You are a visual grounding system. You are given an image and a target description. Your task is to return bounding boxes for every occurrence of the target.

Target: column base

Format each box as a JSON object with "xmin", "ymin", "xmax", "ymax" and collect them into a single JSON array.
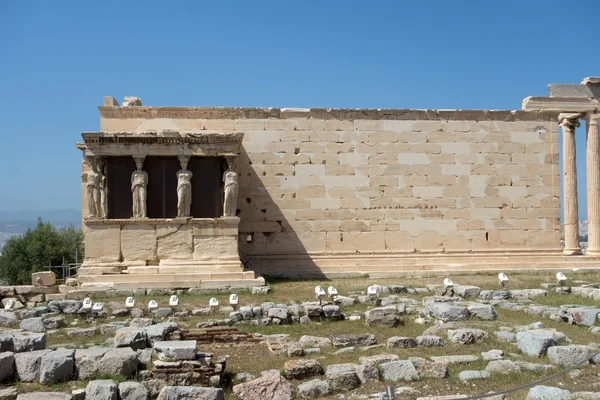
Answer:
[
  {"xmin": 563, "ymin": 248, "xmax": 583, "ymax": 256},
  {"xmin": 585, "ymin": 249, "xmax": 600, "ymax": 256}
]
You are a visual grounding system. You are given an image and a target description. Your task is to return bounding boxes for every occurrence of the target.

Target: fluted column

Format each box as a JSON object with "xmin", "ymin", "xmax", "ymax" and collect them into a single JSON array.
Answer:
[
  {"xmin": 559, "ymin": 114, "xmax": 581, "ymax": 255},
  {"xmin": 586, "ymin": 114, "xmax": 600, "ymax": 255}
]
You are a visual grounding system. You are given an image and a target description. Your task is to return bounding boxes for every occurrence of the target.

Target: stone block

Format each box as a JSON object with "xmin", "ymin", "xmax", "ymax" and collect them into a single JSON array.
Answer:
[
  {"xmin": 0, "ymin": 352, "xmax": 14, "ymax": 383},
  {"xmin": 15, "ymin": 349, "xmax": 51, "ymax": 382},
  {"xmin": 153, "ymin": 340, "xmax": 197, "ymax": 361},
  {"xmin": 193, "ymin": 235, "xmax": 238, "ymax": 260},
  {"xmin": 379, "ymin": 360, "xmax": 419, "ymax": 382},
  {"xmin": 39, "ymin": 349, "xmax": 75, "ymax": 385},
  {"xmin": 75, "ymin": 347, "xmax": 110, "ymax": 380},
  {"xmin": 156, "ymin": 224, "xmax": 192, "ymax": 260},
  {"xmin": 121, "ymin": 225, "xmax": 157, "ymax": 262},
  {"xmin": 84, "ymin": 225, "xmax": 121, "ymax": 262},
  {"xmin": 32, "ymin": 272, "xmax": 56, "ymax": 287},
  {"xmin": 98, "ymin": 347, "xmax": 138, "ymax": 377},
  {"xmin": 85, "ymin": 379, "xmax": 118, "ymax": 400}
]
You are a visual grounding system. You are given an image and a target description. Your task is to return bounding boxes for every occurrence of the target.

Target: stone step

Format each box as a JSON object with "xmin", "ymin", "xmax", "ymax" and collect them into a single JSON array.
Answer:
[
  {"xmin": 79, "ymin": 276, "xmax": 266, "ymax": 290},
  {"xmin": 78, "ymin": 270, "xmax": 257, "ymax": 283},
  {"xmin": 127, "ymin": 265, "xmax": 245, "ymax": 274},
  {"xmin": 248, "ymin": 254, "xmax": 600, "ymax": 268},
  {"xmin": 248, "ymin": 254, "xmax": 600, "ymax": 278}
]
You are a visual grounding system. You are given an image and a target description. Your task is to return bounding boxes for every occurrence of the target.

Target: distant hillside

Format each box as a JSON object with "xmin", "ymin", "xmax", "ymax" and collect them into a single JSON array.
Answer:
[
  {"xmin": 0, "ymin": 209, "xmax": 81, "ymax": 234},
  {"xmin": 0, "ymin": 209, "xmax": 81, "ymax": 251}
]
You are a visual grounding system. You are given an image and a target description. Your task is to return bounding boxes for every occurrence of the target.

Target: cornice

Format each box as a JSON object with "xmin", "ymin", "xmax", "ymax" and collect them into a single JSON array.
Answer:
[
  {"xmin": 80, "ymin": 131, "xmax": 244, "ymax": 145},
  {"xmin": 98, "ymin": 106, "xmax": 559, "ymax": 122}
]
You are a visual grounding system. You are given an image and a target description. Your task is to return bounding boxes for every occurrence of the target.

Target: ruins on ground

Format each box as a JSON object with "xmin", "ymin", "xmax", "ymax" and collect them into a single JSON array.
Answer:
[{"xmin": 75, "ymin": 78, "xmax": 600, "ymax": 290}]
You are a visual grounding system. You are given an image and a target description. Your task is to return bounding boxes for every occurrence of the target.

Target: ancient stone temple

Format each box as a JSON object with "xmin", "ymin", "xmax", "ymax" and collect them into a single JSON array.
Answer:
[{"xmin": 76, "ymin": 78, "xmax": 600, "ymax": 290}]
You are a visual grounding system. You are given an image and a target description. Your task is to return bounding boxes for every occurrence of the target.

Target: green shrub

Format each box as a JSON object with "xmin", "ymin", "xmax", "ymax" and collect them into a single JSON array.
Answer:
[{"xmin": 0, "ymin": 218, "xmax": 83, "ymax": 285}]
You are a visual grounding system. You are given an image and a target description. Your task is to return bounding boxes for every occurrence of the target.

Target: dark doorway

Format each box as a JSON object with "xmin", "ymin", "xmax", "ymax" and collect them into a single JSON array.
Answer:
[
  {"xmin": 189, "ymin": 157, "xmax": 223, "ymax": 218},
  {"xmin": 106, "ymin": 156, "xmax": 136, "ymax": 219},
  {"xmin": 145, "ymin": 156, "xmax": 180, "ymax": 218}
]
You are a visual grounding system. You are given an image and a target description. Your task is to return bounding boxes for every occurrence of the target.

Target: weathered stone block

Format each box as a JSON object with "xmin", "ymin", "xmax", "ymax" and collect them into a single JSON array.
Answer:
[
  {"xmin": 156, "ymin": 225, "xmax": 192, "ymax": 260},
  {"xmin": 32, "ymin": 272, "xmax": 56, "ymax": 287},
  {"xmin": 121, "ymin": 225, "xmax": 157, "ymax": 262},
  {"xmin": 84, "ymin": 225, "xmax": 121, "ymax": 262}
]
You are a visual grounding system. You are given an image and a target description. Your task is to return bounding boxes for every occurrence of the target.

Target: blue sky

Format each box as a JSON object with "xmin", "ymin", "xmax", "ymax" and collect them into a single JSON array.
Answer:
[{"xmin": 0, "ymin": 0, "xmax": 597, "ymax": 219}]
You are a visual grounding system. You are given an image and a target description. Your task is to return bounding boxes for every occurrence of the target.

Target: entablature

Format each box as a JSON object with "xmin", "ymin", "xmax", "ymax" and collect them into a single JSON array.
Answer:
[{"xmin": 77, "ymin": 131, "xmax": 243, "ymax": 157}]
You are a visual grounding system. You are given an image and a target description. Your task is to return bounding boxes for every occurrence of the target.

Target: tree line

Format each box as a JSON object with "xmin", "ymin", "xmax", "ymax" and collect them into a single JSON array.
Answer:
[{"xmin": 0, "ymin": 218, "xmax": 83, "ymax": 285}]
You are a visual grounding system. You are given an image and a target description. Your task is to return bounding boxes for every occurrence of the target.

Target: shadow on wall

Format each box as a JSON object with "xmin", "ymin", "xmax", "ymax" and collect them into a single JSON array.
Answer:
[{"xmin": 236, "ymin": 148, "xmax": 326, "ymax": 280}]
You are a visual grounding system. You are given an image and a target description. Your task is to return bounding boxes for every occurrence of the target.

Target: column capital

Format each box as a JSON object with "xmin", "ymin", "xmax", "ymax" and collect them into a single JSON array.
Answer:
[
  {"xmin": 587, "ymin": 113, "xmax": 600, "ymax": 125},
  {"xmin": 559, "ymin": 113, "xmax": 582, "ymax": 131}
]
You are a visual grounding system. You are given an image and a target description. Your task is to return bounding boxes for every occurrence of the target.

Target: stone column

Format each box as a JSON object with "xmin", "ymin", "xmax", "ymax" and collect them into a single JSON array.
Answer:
[
  {"xmin": 559, "ymin": 114, "xmax": 581, "ymax": 255},
  {"xmin": 587, "ymin": 114, "xmax": 600, "ymax": 255}
]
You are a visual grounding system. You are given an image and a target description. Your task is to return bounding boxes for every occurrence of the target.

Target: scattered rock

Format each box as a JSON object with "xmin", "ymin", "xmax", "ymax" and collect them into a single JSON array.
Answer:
[
  {"xmin": 86, "ymin": 379, "xmax": 118, "ymax": 400},
  {"xmin": 481, "ymin": 350, "xmax": 504, "ymax": 361},
  {"xmin": 430, "ymin": 355, "xmax": 479, "ymax": 364},
  {"xmin": 365, "ymin": 306, "xmax": 401, "ymax": 327},
  {"xmin": 322, "ymin": 305, "xmax": 341, "ymax": 319},
  {"xmin": 47, "ymin": 300, "xmax": 82, "ymax": 314},
  {"xmin": 566, "ymin": 308, "xmax": 600, "ymax": 327},
  {"xmin": 74, "ymin": 347, "xmax": 110, "ymax": 380},
  {"xmin": 115, "ymin": 328, "xmax": 148, "ymax": 350},
  {"xmin": 454, "ymin": 285, "xmax": 481, "ymax": 298},
  {"xmin": 427, "ymin": 303, "xmax": 469, "ymax": 322},
  {"xmin": 355, "ymin": 363, "xmax": 379, "ymax": 384},
  {"xmin": 39, "ymin": 349, "xmax": 75, "ymax": 385},
  {"xmin": 66, "ymin": 328, "xmax": 96, "ymax": 337},
  {"xmin": 284, "ymin": 359, "xmax": 323, "ymax": 379},
  {"xmin": 387, "ymin": 336, "xmax": 417, "ymax": 348},
  {"xmin": 286, "ymin": 342, "xmax": 304, "ymax": 357},
  {"xmin": 485, "ymin": 360, "xmax": 521, "ymax": 374},
  {"xmin": 233, "ymin": 373, "xmax": 294, "ymax": 400},
  {"xmin": 157, "ymin": 386, "xmax": 224, "ymax": 400},
  {"xmin": 414, "ymin": 361, "xmax": 448, "ymax": 378},
  {"xmin": 359, "ymin": 354, "xmax": 400, "ymax": 367},
  {"xmin": 379, "ymin": 360, "xmax": 419, "ymax": 382},
  {"xmin": 153, "ymin": 340, "xmax": 197, "ymax": 361},
  {"xmin": 14, "ymin": 349, "xmax": 51, "ymax": 382},
  {"xmin": 0, "ymin": 352, "xmax": 14, "ymax": 382},
  {"xmin": 459, "ymin": 370, "xmax": 489, "ymax": 381},
  {"xmin": 511, "ymin": 289, "xmax": 548, "ymax": 301},
  {"xmin": 331, "ymin": 334, "xmax": 376, "ymax": 347},
  {"xmin": 447, "ymin": 329, "xmax": 488, "ymax": 345},
  {"xmin": 466, "ymin": 303, "xmax": 497, "ymax": 320},
  {"xmin": 15, "ymin": 393, "xmax": 72, "ymax": 400},
  {"xmin": 516, "ymin": 329, "xmax": 570, "ymax": 357},
  {"xmin": 547, "ymin": 345, "xmax": 590, "ymax": 368},
  {"xmin": 495, "ymin": 331, "xmax": 516, "ymax": 343},
  {"xmin": 98, "ymin": 347, "xmax": 138, "ymax": 377},
  {"xmin": 299, "ymin": 336, "xmax": 331, "ymax": 348},
  {"xmin": 0, "ymin": 387, "xmax": 18, "ymax": 400},
  {"xmin": 118, "ymin": 381, "xmax": 148, "ymax": 400},
  {"xmin": 20, "ymin": 317, "xmax": 45, "ymax": 332},
  {"xmin": 333, "ymin": 296, "xmax": 356, "ymax": 307},
  {"xmin": 416, "ymin": 335, "xmax": 446, "ymax": 347},
  {"xmin": 234, "ymin": 372, "xmax": 255, "ymax": 384},
  {"xmin": 526, "ymin": 385, "xmax": 571, "ymax": 400},
  {"xmin": 327, "ymin": 370, "xmax": 361, "ymax": 392},
  {"xmin": 0, "ymin": 311, "xmax": 19, "ymax": 327},
  {"xmin": 298, "ymin": 379, "xmax": 331, "ymax": 399}
]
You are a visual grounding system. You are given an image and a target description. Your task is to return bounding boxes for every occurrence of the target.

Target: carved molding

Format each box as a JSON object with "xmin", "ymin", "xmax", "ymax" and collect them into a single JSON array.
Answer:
[
  {"xmin": 98, "ymin": 105, "xmax": 559, "ymax": 122},
  {"xmin": 78, "ymin": 132, "xmax": 243, "ymax": 157},
  {"xmin": 84, "ymin": 217, "xmax": 240, "ymax": 226},
  {"xmin": 81, "ymin": 131, "xmax": 244, "ymax": 145}
]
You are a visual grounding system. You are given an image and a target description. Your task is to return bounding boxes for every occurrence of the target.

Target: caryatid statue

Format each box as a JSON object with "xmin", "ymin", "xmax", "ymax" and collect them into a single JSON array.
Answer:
[
  {"xmin": 177, "ymin": 156, "xmax": 193, "ymax": 218},
  {"xmin": 97, "ymin": 157, "xmax": 107, "ymax": 218},
  {"xmin": 85, "ymin": 158, "xmax": 101, "ymax": 219},
  {"xmin": 223, "ymin": 156, "xmax": 239, "ymax": 217},
  {"xmin": 131, "ymin": 157, "xmax": 148, "ymax": 218}
]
